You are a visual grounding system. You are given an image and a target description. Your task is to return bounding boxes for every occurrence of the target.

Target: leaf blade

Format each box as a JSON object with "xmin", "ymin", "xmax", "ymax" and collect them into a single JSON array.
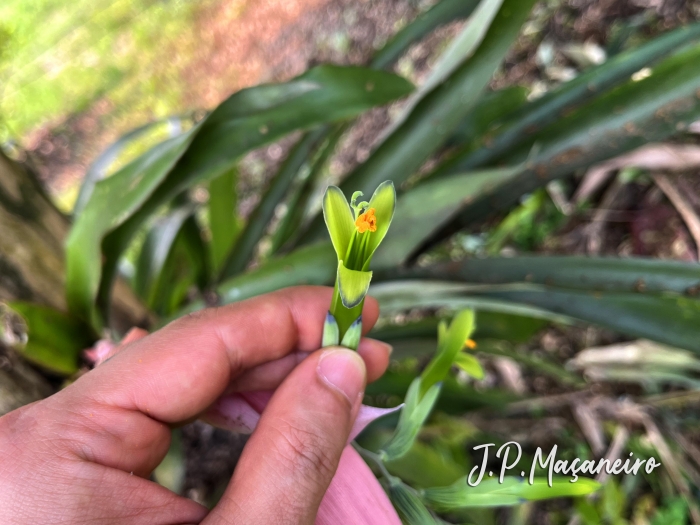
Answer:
[
  {"xmin": 338, "ymin": 0, "xmax": 537, "ymax": 198},
  {"xmin": 423, "ymin": 42, "xmax": 700, "ymax": 248},
  {"xmin": 208, "ymin": 167, "xmax": 240, "ymax": 275},
  {"xmin": 8, "ymin": 302, "xmax": 92, "ymax": 375},
  {"xmin": 66, "ymin": 65, "xmax": 413, "ymax": 329}
]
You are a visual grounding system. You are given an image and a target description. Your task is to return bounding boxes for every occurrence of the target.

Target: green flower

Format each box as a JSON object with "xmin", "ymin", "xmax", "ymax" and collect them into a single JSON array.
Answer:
[{"xmin": 322, "ymin": 181, "xmax": 396, "ymax": 346}]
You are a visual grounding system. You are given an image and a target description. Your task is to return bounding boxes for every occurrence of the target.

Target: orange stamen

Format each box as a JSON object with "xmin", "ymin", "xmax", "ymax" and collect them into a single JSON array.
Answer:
[
  {"xmin": 355, "ymin": 208, "xmax": 377, "ymax": 233},
  {"xmin": 465, "ymin": 339, "xmax": 477, "ymax": 350}
]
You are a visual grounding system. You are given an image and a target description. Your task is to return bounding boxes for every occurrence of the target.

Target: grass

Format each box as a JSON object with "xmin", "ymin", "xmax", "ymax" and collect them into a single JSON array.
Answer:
[{"xmin": 0, "ymin": 0, "xmax": 215, "ymax": 143}]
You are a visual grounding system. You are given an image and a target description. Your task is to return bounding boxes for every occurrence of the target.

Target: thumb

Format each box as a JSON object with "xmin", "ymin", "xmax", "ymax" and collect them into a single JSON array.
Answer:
[{"xmin": 205, "ymin": 347, "xmax": 366, "ymax": 524}]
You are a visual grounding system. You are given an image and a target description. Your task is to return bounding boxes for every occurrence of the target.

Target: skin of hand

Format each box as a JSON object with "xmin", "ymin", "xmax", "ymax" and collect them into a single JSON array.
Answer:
[{"xmin": 0, "ymin": 286, "xmax": 392, "ymax": 524}]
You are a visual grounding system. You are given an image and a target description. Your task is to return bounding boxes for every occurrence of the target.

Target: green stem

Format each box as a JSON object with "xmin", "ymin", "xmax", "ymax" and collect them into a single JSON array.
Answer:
[
  {"xmin": 330, "ymin": 282, "xmax": 363, "ymax": 345},
  {"xmin": 352, "ymin": 442, "xmax": 395, "ymax": 482}
]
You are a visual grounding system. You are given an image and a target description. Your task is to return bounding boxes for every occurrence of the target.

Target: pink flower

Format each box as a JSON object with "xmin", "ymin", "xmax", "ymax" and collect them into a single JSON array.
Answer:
[
  {"xmin": 204, "ymin": 391, "xmax": 402, "ymax": 525},
  {"xmin": 83, "ymin": 339, "xmax": 117, "ymax": 366}
]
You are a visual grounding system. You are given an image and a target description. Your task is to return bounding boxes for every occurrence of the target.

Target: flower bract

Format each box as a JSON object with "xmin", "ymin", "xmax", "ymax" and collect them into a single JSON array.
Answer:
[{"xmin": 323, "ymin": 181, "xmax": 396, "ymax": 309}]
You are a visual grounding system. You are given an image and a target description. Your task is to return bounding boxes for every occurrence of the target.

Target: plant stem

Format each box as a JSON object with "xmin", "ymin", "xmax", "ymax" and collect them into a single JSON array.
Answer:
[
  {"xmin": 330, "ymin": 282, "xmax": 363, "ymax": 344},
  {"xmin": 352, "ymin": 442, "xmax": 394, "ymax": 481}
]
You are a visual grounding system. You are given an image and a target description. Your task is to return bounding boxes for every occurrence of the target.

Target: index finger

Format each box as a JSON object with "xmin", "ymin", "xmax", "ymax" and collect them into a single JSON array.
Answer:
[{"xmin": 70, "ymin": 286, "xmax": 379, "ymax": 424}]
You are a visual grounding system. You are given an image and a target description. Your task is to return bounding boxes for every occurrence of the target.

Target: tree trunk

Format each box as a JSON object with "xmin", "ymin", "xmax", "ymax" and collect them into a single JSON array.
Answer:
[{"xmin": 0, "ymin": 151, "xmax": 149, "ymax": 415}]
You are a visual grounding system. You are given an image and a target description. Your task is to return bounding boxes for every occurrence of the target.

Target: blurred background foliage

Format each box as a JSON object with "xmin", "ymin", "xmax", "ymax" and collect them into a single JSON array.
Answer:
[
  {"xmin": 0, "ymin": 0, "xmax": 208, "ymax": 142},
  {"xmin": 3, "ymin": 0, "xmax": 700, "ymax": 523}
]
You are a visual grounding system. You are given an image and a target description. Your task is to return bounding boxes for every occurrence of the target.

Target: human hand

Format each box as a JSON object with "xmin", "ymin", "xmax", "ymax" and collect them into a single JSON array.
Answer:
[{"xmin": 0, "ymin": 286, "xmax": 392, "ymax": 524}]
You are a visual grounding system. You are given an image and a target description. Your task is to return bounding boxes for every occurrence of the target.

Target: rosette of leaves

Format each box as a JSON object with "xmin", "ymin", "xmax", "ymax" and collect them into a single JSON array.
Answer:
[{"xmin": 15, "ymin": 0, "xmax": 700, "ymax": 519}]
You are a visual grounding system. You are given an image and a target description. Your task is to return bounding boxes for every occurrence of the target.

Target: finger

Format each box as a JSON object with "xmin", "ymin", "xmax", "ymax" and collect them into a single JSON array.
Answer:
[
  {"xmin": 206, "ymin": 347, "xmax": 366, "ymax": 524},
  {"xmin": 357, "ymin": 337, "xmax": 392, "ymax": 383},
  {"xmin": 52, "ymin": 463, "xmax": 207, "ymax": 524},
  {"xmin": 49, "ymin": 288, "xmax": 378, "ymax": 476},
  {"xmin": 229, "ymin": 337, "xmax": 391, "ymax": 392},
  {"xmin": 121, "ymin": 327, "xmax": 149, "ymax": 345},
  {"xmin": 99, "ymin": 327, "xmax": 149, "ymax": 364},
  {"xmin": 227, "ymin": 351, "xmax": 308, "ymax": 392},
  {"xmin": 70, "ymin": 286, "xmax": 378, "ymax": 424}
]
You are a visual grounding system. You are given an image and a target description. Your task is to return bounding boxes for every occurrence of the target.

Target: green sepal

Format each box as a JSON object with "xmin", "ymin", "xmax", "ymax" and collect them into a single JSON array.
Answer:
[
  {"xmin": 322, "ymin": 312, "xmax": 340, "ymax": 347},
  {"xmin": 422, "ymin": 476, "xmax": 601, "ymax": 510},
  {"xmin": 454, "ymin": 352, "xmax": 484, "ymax": 380},
  {"xmin": 337, "ymin": 260, "xmax": 373, "ymax": 308},
  {"xmin": 388, "ymin": 480, "xmax": 440, "ymax": 524},
  {"xmin": 364, "ymin": 180, "xmax": 396, "ymax": 266},
  {"xmin": 381, "ymin": 378, "xmax": 442, "ymax": 461},
  {"xmin": 322, "ymin": 186, "xmax": 355, "ymax": 261},
  {"xmin": 420, "ymin": 309, "xmax": 475, "ymax": 396},
  {"xmin": 436, "ymin": 319, "xmax": 448, "ymax": 347},
  {"xmin": 339, "ymin": 315, "xmax": 362, "ymax": 350}
]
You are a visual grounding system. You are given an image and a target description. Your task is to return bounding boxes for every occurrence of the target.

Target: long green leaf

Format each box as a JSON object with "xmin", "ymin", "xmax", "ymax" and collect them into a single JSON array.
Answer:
[
  {"xmin": 476, "ymin": 287, "xmax": 700, "ymax": 353},
  {"xmin": 433, "ymin": 22, "xmax": 700, "ymax": 177},
  {"xmin": 424, "ymin": 0, "xmax": 504, "ymax": 94},
  {"xmin": 136, "ymin": 210, "xmax": 208, "ymax": 315},
  {"xmin": 370, "ymin": 311, "xmax": 546, "ymax": 345},
  {"xmin": 206, "ymin": 248, "xmax": 573, "ymax": 325},
  {"xmin": 409, "ymin": 256, "xmax": 700, "ymax": 294},
  {"xmin": 7, "ymin": 302, "xmax": 92, "ymax": 375},
  {"xmin": 168, "ymin": 216, "xmax": 209, "ymax": 312},
  {"xmin": 74, "ymin": 115, "xmax": 190, "ymax": 217},
  {"xmin": 208, "ymin": 167, "xmax": 240, "ymax": 275},
  {"xmin": 373, "ymin": 166, "xmax": 521, "ymax": 267},
  {"xmin": 446, "ymin": 86, "xmax": 528, "ymax": 148},
  {"xmin": 382, "ymin": 379, "xmax": 442, "ymax": 461},
  {"xmin": 370, "ymin": 0, "xmax": 479, "ymax": 70},
  {"xmin": 69, "ymin": 130, "xmax": 198, "ymax": 330},
  {"xmin": 387, "ymin": 0, "xmax": 504, "ymax": 131},
  {"xmin": 66, "ymin": 65, "xmax": 413, "ymax": 329},
  {"xmin": 298, "ymin": 0, "xmax": 536, "ymax": 245},
  {"xmin": 370, "ymin": 280, "xmax": 574, "ymax": 324},
  {"xmin": 423, "ymin": 43, "xmax": 700, "ymax": 247},
  {"xmin": 134, "ymin": 206, "xmax": 194, "ymax": 302},
  {"xmin": 219, "ymin": 127, "xmax": 331, "ymax": 280},
  {"xmin": 337, "ymin": 0, "xmax": 536, "ymax": 198},
  {"xmin": 271, "ymin": 123, "xmax": 349, "ymax": 254},
  {"xmin": 373, "ymin": 277, "xmax": 700, "ymax": 353},
  {"xmin": 217, "ymin": 242, "xmax": 337, "ymax": 306},
  {"xmin": 373, "ymin": 254, "xmax": 700, "ymax": 350},
  {"xmin": 422, "ymin": 477, "xmax": 600, "ymax": 509}
]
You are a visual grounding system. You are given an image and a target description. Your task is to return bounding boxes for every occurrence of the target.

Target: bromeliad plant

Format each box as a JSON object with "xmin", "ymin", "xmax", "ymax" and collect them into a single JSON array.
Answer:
[
  {"xmin": 52, "ymin": 0, "xmax": 700, "ymax": 356},
  {"xmin": 352, "ymin": 310, "xmax": 600, "ymax": 519},
  {"xmin": 322, "ymin": 181, "xmax": 396, "ymax": 350},
  {"xmin": 9, "ymin": 0, "xmax": 700, "ymax": 521}
]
